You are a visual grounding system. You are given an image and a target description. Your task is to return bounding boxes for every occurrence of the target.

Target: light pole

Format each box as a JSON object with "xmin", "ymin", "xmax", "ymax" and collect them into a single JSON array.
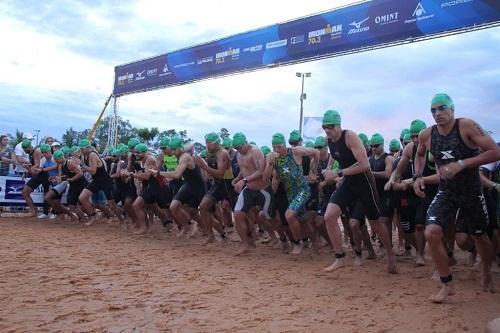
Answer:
[
  {"xmin": 34, "ymin": 129, "xmax": 40, "ymax": 146},
  {"xmin": 296, "ymin": 72, "xmax": 311, "ymax": 137}
]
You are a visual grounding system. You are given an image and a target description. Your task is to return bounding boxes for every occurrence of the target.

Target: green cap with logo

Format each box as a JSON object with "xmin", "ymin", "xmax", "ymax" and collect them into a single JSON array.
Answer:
[
  {"xmin": 168, "ymin": 136, "xmax": 183, "ymax": 149},
  {"xmin": 314, "ymin": 136, "xmax": 326, "ymax": 148},
  {"xmin": 389, "ymin": 139, "xmax": 401, "ymax": 151},
  {"xmin": 272, "ymin": 133, "xmax": 286, "ymax": 145},
  {"xmin": 21, "ymin": 139, "xmax": 32, "ymax": 149},
  {"xmin": 410, "ymin": 119, "xmax": 427, "ymax": 135},
  {"xmin": 40, "ymin": 143, "xmax": 51, "ymax": 153},
  {"xmin": 135, "ymin": 143, "xmax": 148, "ymax": 153},
  {"xmin": 119, "ymin": 145, "xmax": 129, "ymax": 154},
  {"xmin": 53, "ymin": 150, "xmax": 64, "ymax": 160},
  {"xmin": 79, "ymin": 139, "xmax": 91, "ymax": 148},
  {"xmin": 403, "ymin": 133, "xmax": 411, "ymax": 144},
  {"xmin": 322, "ymin": 109, "xmax": 341, "ymax": 126},
  {"xmin": 289, "ymin": 130, "xmax": 302, "ymax": 143},
  {"xmin": 431, "ymin": 93, "xmax": 454, "ymax": 110},
  {"xmin": 128, "ymin": 138, "xmax": 140, "ymax": 149},
  {"xmin": 261, "ymin": 145, "xmax": 271, "ymax": 156},
  {"xmin": 358, "ymin": 133, "xmax": 369, "ymax": 145},
  {"xmin": 304, "ymin": 140, "xmax": 314, "ymax": 148},
  {"xmin": 222, "ymin": 138, "xmax": 232, "ymax": 148},
  {"xmin": 400, "ymin": 128, "xmax": 410, "ymax": 139},
  {"xmin": 205, "ymin": 132, "xmax": 220, "ymax": 144},
  {"xmin": 232, "ymin": 132, "xmax": 247, "ymax": 147},
  {"xmin": 370, "ymin": 133, "xmax": 384, "ymax": 145},
  {"xmin": 159, "ymin": 137, "xmax": 170, "ymax": 148}
]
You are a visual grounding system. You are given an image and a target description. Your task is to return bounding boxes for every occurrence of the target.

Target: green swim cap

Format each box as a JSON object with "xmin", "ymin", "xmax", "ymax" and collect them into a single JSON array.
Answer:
[
  {"xmin": 400, "ymin": 128, "xmax": 410, "ymax": 139},
  {"xmin": 128, "ymin": 138, "xmax": 140, "ymax": 149},
  {"xmin": 261, "ymin": 145, "xmax": 271, "ymax": 156},
  {"xmin": 159, "ymin": 137, "xmax": 170, "ymax": 148},
  {"xmin": 118, "ymin": 143, "xmax": 127, "ymax": 150},
  {"xmin": 403, "ymin": 133, "xmax": 411, "ymax": 144},
  {"xmin": 370, "ymin": 133, "xmax": 384, "ymax": 145},
  {"xmin": 21, "ymin": 139, "xmax": 32, "ymax": 149},
  {"xmin": 389, "ymin": 139, "xmax": 401, "ymax": 151},
  {"xmin": 205, "ymin": 132, "xmax": 220, "ymax": 144},
  {"xmin": 249, "ymin": 141, "xmax": 257, "ymax": 145},
  {"xmin": 168, "ymin": 137, "xmax": 183, "ymax": 149},
  {"xmin": 272, "ymin": 133, "xmax": 286, "ymax": 145},
  {"xmin": 62, "ymin": 146, "xmax": 71, "ymax": 156},
  {"xmin": 135, "ymin": 143, "xmax": 148, "ymax": 153},
  {"xmin": 304, "ymin": 140, "xmax": 314, "ymax": 148},
  {"xmin": 222, "ymin": 138, "xmax": 232, "ymax": 148},
  {"xmin": 431, "ymin": 93, "xmax": 454, "ymax": 110},
  {"xmin": 111, "ymin": 148, "xmax": 121, "ymax": 156},
  {"xmin": 53, "ymin": 150, "xmax": 64, "ymax": 160},
  {"xmin": 289, "ymin": 130, "xmax": 302, "ymax": 143},
  {"xmin": 119, "ymin": 145, "xmax": 129, "ymax": 154},
  {"xmin": 70, "ymin": 146, "xmax": 79, "ymax": 154},
  {"xmin": 200, "ymin": 149, "xmax": 207, "ymax": 158},
  {"xmin": 358, "ymin": 133, "xmax": 368, "ymax": 145},
  {"xmin": 232, "ymin": 132, "xmax": 247, "ymax": 147},
  {"xmin": 322, "ymin": 109, "xmax": 341, "ymax": 125},
  {"xmin": 79, "ymin": 139, "xmax": 91, "ymax": 148},
  {"xmin": 410, "ymin": 119, "xmax": 427, "ymax": 135},
  {"xmin": 314, "ymin": 136, "xmax": 326, "ymax": 148},
  {"xmin": 40, "ymin": 143, "xmax": 51, "ymax": 153},
  {"xmin": 107, "ymin": 146, "xmax": 115, "ymax": 153}
]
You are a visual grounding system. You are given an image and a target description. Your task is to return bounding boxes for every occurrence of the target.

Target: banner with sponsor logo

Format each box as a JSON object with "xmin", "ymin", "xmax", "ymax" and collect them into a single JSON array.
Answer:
[
  {"xmin": 113, "ymin": 0, "xmax": 500, "ymax": 96},
  {"xmin": 0, "ymin": 176, "xmax": 67, "ymax": 207}
]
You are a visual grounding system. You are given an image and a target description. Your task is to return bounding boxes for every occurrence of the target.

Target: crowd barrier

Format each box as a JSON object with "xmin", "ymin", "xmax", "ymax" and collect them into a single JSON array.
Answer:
[{"xmin": 0, "ymin": 175, "xmax": 67, "ymax": 208}]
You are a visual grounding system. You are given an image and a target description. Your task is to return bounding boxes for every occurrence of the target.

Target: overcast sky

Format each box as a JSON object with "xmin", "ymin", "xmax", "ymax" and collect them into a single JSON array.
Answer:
[{"xmin": 0, "ymin": 0, "xmax": 499, "ymax": 148}]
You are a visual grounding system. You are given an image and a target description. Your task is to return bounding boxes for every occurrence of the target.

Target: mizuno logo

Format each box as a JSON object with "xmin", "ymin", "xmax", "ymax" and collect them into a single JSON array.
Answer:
[
  {"xmin": 440, "ymin": 151, "xmax": 455, "ymax": 159},
  {"xmin": 349, "ymin": 17, "xmax": 370, "ymax": 29},
  {"xmin": 428, "ymin": 216, "xmax": 436, "ymax": 221}
]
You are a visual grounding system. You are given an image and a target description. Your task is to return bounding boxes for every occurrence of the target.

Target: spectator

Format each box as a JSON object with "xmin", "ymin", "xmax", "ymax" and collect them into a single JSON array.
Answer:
[
  {"xmin": 14, "ymin": 132, "xmax": 34, "ymax": 175},
  {"xmin": 0, "ymin": 135, "xmax": 15, "ymax": 176}
]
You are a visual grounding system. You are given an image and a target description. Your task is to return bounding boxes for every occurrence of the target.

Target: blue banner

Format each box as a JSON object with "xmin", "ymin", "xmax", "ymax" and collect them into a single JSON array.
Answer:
[{"xmin": 113, "ymin": 0, "xmax": 500, "ymax": 96}]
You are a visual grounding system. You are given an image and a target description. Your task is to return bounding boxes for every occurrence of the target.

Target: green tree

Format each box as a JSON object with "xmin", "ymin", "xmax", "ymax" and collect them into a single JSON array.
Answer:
[
  {"xmin": 136, "ymin": 127, "xmax": 159, "ymax": 145},
  {"xmin": 219, "ymin": 128, "xmax": 230, "ymax": 140},
  {"xmin": 61, "ymin": 127, "xmax": 79, "ymax": 147}
]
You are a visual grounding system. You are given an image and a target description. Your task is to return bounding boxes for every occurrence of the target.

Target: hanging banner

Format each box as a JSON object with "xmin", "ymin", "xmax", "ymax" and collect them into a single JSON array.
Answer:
[
  {"xmin": 0, "ymin": 176, "xmax": 67, "ymax": 207},
  {"xmin": 303, "ymin": 117, "xmax": 324, "ymax": 141},
  {"xmin": 113, "ymin": 0, "xmax": 500, "ymax": 96}
]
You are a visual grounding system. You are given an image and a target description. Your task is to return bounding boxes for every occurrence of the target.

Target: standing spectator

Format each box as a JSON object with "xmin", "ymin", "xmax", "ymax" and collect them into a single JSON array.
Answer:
[
  {"xmin": 14, "ymin": 132, "xmax": 34, "ymax": 175},
  {"xmin": 0, "ymin": 135, "xmax": 15, "ymax": 176}
]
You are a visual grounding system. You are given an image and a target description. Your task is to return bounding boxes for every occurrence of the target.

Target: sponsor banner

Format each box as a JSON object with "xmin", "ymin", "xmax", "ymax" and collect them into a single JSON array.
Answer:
[
  {"xmin": 303, "ymin": 117, "xmax": 324, "ymax": 141},
  {"xmin": 114, "ymin": 0, "xmax": 500, "ymax": 96},
  {"xmin": 0, "ymin": 176, "xmax": 67, "ymax": 207}
]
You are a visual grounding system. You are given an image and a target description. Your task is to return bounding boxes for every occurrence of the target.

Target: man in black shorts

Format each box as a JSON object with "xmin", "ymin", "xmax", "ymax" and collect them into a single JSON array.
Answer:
[
  {"xmin": 414, "ymin": 93, "xmax": 500, "ymax": 303},
  {"xmin": 194, "ymin": 132, "xmax": 232, "ymax": 244},
  {"xmin": 321, "ymin": 110, "xmax": 397, "ymax": 273}
]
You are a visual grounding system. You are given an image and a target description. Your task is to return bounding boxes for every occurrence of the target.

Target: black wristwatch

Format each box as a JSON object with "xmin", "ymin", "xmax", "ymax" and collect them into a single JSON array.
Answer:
[{"xmin": 243, "ymin": 177, "xmax": 248, "ymax": 184}]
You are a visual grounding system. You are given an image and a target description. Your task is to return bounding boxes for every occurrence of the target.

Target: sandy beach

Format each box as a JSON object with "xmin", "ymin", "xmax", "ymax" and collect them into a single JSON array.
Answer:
[{"xmin": 0, "ymin": 217, "xmax": 499, "ymax": 333}]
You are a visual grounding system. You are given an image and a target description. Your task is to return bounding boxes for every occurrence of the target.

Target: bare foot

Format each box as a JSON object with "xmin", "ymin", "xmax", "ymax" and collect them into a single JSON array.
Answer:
[
  {"xmin": 27, "ymin": 209, "xmax": 37, "ymax": 217},
  {"xmin": 134, "ymin": 227, "xmax": 147, "ymax": 235},
  {"xmin": 387, "ymin": 254, "xmax": 398, "ymax": 274},
  {"xmin": 416, "ymin": 255, "xmax": 426, "ymax": 267},
  {"xmin": 202, "ymin": 236, "xmax": 215, "ymax": 245},
  {"xmin": 354, "ymin": 256, "xmax": 363, "ymax": 266},
  {"xmin": 429, "ymin": 283, "xmax": 454, "ymax": 303},
  {"xmin": 176, "ymin": 228, "xmax": 186, "ymax": 238},
  {"xmin": 323, "ymin": 258, "xmax": 345, "ymax": 272},
  {"xmin": 188, "ymin": 223, "xmax": 198, "ymax": 238},
  {"xmin": 467, "ymin": 251, "xmax": 477, "ymax": 267},
  {"xmin": 290, "ymin": 244, "xmax": 302, "ymax": 255},
  {"xmin": 235, "ymin": 245, "xmax": 251, "ymax": 256},
  {"xmin": 281, "ymin": 241, "xmax": 290, "ymax": 254},
  {"xmin": 481, "ymin": 273, "xmax": 496, "ymax": 293}
]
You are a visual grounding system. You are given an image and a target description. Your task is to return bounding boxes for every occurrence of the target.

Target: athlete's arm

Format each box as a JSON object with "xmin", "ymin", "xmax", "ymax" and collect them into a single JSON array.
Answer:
[
  {"xmin": 373, "ymin": 155, "xmax": 394, "ymax": 180},
  {"xmin": 262, "ymin": 153, "xmax": 275, "ymax": 182},
  {"xmin": 386, "ymin": 141, "xmax": 414, "ymax": 191},
  {"xmin": 344, "ymin": 130, "xmax": 369, "ymax": 176},
  {"xmin": 84, "ymin": 153, "xmax": 99, "ymax": 175},
  {"xmin": 413, "ymin": 129, "xmax": 431, "ymax": 197},
  {"xmin": 67, "ymin": 160, "xmax": 83, "ymax": 182},
  {"xmin": 462, "ymin": 119, "xmax": 500, "ymax": 169},
  {"xmin": 292, "ymin": 146, "xmax": 320, "ymax": 174},
  {"xmin": 201, "ymin": 150, "xmax": 229, "ymax": 179}
]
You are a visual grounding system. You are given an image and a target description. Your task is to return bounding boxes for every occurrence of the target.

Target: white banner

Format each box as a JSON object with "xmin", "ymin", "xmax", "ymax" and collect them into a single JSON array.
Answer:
[
  {"xmin": 0, "ymin": 176, "xmax": 67, "ymax": 207},
  {"xmin": 303, "ymin": 117, "xmax": 324, "ymax": 141}
]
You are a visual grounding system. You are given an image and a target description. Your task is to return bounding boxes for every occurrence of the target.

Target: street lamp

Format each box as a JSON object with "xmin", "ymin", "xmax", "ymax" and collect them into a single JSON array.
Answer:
[
  {"xmin": 34, "ymin": 129, "xmax": 40, "ymax": 146},
  {"xmin": 296, "ymin": 72, "xmax": 312, "ymax": 137}
]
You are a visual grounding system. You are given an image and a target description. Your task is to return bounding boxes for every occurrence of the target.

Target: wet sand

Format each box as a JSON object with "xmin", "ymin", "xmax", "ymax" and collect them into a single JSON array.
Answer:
[{"xmin": 0, "ymin": 217, "xmax": 499, "ymax": 333}]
